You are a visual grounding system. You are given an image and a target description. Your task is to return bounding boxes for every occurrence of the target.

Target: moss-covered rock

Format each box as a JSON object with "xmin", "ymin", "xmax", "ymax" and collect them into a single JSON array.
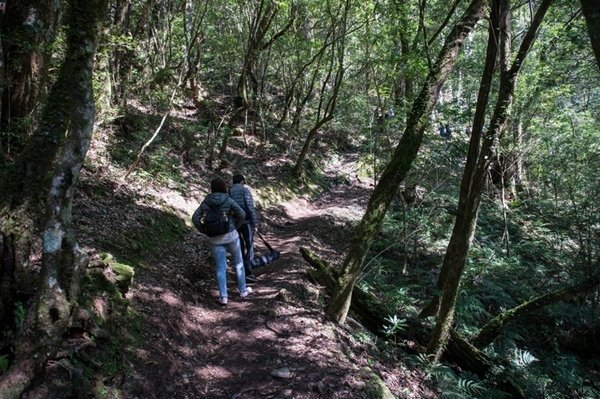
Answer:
[
  {"xmin": 98, "ymin": 252, "xmax": 134, "ymax": 296},
  {"xmin": 366, "ymin": 372, "xmax": 395, "ymax": 399}
]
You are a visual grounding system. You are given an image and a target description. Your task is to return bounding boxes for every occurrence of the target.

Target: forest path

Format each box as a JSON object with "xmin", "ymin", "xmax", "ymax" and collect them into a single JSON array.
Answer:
[{"xmin": 118, "ymin": 153, "xmax": 407, "ymax": 399}]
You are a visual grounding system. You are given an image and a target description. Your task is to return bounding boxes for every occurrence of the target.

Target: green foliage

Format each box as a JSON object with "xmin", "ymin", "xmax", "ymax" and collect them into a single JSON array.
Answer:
[
  {"xmin": 510, "ymin": 348, "xmax": 539, "ymax": 368},
  {"xmin": 413, "ymin": 354, "xmax": 509, "ymax": 399},
  {"xmin": 3, "ymin": 0, "xmax": 596, "ymax": 396},
  {"xmin": 0, "ymin": 355, "xmax": 8, "ymax": 375},
  {"xmin": 13, "ymin": 302, "xmax": 25, "ymax": 329},
  {"xmin": 382, "ymin": 315, "xmax": 407, "ymax": 338}
]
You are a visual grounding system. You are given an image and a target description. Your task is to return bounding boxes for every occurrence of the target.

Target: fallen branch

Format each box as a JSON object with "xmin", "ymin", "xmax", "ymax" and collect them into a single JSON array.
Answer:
[
  {"xmin": 473, "ymin": 272, "xmax": 600, "ymax": 348},
  {"xmin": 124, "ymin": 82, "xmax": 180, "ymax": 180}
]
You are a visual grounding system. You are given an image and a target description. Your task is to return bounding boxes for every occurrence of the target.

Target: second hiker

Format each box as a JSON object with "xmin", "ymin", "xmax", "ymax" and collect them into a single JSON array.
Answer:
[{"xmin": 229, "ymin": 173, "xmax": 258, "ymax": 283}]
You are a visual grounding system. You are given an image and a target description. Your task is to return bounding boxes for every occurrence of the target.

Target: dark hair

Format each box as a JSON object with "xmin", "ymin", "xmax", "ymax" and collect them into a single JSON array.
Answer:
[
  {"xmin": 210, "ymin": 178, "xmax": 228, "ymax": 193},
  {"xmin": 232, "ymin": 174, "xmax": 245, "ymax": 184}
]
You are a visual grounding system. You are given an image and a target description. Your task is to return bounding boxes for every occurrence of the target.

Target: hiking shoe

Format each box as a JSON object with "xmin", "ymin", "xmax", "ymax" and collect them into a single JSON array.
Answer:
[
  {"xmin": 246, "ymin": 274, "xmax": 257, "ymax": 283},
  {"xmin": 219, "ymin": 297, "xmax": 228, "ymax": 306},
  {"xmin": 240, "ymin": 287, "xmax": 253, "ymax": 298}
]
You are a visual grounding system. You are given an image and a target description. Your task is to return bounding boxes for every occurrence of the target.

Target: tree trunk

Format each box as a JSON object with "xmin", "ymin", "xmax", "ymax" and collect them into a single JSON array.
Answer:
[
  {"xmin": 293, "ymin": 0, "xmax": 348, "ymax": 178},
  {"xmin": 581, "ymin": 0, "xmax": 600, "ymax": 70},
  {"xmin": 235, "ymin": 0, "xmax": 295, "ymax": 115},
  {"xmin": 0, "ymin": 0, "xmax": 105, "ymax": 396},
  {"xmin": 300, "ymin": 247, "xmax": 526, "ymax": 398},
  {"xmin": 424, "ymin": 0, "xmax": 505, "ymax": 360},
  {"xmin": 110, "ymin": 0, "xmax": 133, "ymax": 107},
  {"xmin": 327, "ymin": 0, "xmax": 487, "ymax": 325},
  {"xmin": 512, "ymin": 118, "xmax": 528, "ymax": 195},
  {"xmin": 275, "ymin": 25, "xmax": 334, "ymax": 129},
  {"xmin": 0, "ymin": 0, "xmax": 60, "ymax": 128},
  {"xmin": 473, "ymin": 273, "xmax": 600, "ymax": 348},
  {"xmin": 425, "ymin": 0, "xmax": 553, "ymax": 363},
  {"xmin": 293, "ymin": 116, "xmax": 333, "ymax": 177}
]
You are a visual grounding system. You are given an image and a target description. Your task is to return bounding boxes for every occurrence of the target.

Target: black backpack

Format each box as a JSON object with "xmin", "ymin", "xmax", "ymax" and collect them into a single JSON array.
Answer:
[{"xmin": 196, "ymin": 203, "xmax": 230, "ymax": 237}]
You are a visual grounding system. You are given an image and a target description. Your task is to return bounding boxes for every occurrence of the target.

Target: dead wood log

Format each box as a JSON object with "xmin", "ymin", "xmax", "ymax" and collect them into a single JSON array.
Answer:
[
  {"xmin": 300, "ymin": 247, "xmax": 491, "ymax": 373},
  {"xmin": 473, "ymin": 272, "xmax": 600, "ymax": 348}
]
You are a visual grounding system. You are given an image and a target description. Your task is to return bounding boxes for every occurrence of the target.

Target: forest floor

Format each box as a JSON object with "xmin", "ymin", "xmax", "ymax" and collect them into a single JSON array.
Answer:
[{"xmin": 73, "ymin": 132, "xmax": 437, "ymax": 399}]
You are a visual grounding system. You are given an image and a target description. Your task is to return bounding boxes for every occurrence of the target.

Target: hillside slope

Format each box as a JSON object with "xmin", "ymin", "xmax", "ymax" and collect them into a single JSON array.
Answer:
[{"xmin": 72, "ymin": 132, "xmax": 437, "ymax": 399}]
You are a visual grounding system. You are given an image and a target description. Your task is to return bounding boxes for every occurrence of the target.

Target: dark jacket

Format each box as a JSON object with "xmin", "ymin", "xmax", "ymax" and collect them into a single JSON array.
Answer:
[
  {"xmin": 192, "ymin": 192, "xmax": 246, "ymax": 234},
  {"xmin": 229, "ymin": 183, "xmax": 257, "ymax": 227}
]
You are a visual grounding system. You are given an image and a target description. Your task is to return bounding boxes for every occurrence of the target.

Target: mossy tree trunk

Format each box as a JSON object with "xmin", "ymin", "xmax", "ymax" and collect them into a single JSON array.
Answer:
[
  {"xmin": 422, "ymin": 0, "xmax": 506, "ymax": 359},
  {"xmin": 327, "ymin": 0, "xmax": 487, "ymax": 325},
  {"xmin": 473, "ymin": 273, "xmax": 600, "ymax": 348},
  {"xmin": 0, "ymin": 0, "xmax": 106, "ymax": 397},
  {"xmin": 110, "ymin": 0, "xmax": 133, "ymax": 107},
  {"xmin": 425, "ymin": 0, "xmax": 553, "ymax": 363},
  {"xmin": 300, "ymin": 247, "xmax": 527, "ymax": 398},
  {"xmin": 581, "ymin": 0, "xmax": 600, "ymax": 69},
  {"xmin": 0, "ymin": 0, "xmax": 60, "ymax": 131},
  {"xmin": 0, "ymin": 0, "xmax": 65, "ymax": 333}
]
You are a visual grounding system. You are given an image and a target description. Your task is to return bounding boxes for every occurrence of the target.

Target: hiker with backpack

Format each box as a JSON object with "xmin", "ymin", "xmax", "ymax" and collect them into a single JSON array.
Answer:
[
  {"xmin": 192, "ymin": 178, "xmax": 252, "ymax": 306},
  {"xmin": 229, "ymin": 174, "xmax": 258, "ymax": 283}
]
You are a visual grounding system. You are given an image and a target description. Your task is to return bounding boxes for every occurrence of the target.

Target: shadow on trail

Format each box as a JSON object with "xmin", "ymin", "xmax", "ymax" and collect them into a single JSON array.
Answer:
[
  {"xmin": 73, "ymin": 155, "xmax": 381, "ymax": 398},
  {"xmin": 124, "ymin": 253, "xmax": 368, "ymax": 399}
]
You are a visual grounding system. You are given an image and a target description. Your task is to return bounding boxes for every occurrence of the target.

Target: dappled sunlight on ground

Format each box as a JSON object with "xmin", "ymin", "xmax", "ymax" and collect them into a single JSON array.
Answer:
[{"xmin": 75, "ymin": 146, "xmax": 433, "ymax": 398}]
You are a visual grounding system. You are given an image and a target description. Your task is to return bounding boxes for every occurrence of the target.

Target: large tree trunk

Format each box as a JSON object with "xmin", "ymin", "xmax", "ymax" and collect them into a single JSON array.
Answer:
[
  {"xmin": 425, "ymin": 0, "xmax": 553, "ymax": 363},
  {"xmin": 473, "ymin": 273, "xmax": 600, "ymax": 348},
  {"xmin": 0, "ymin": 0, "xmax": 105, "ymax": 397},
  {"xmin": 327, "ymin": 0, "xmax": 487, "ymax": 325},
  {"xmin": 424, "ymin": 0, "xmax": 506, "ymax": 361},
  {"xmin": 581, "ymin": 0, "xmax": 600, "ymax": 70},
  {"xmin": 0, "ymin": 0, "xmax": 66, "ymax": 332},
  {"xmin": 0, "ymin": 0, "xmax": 60, "ymax": 130}
]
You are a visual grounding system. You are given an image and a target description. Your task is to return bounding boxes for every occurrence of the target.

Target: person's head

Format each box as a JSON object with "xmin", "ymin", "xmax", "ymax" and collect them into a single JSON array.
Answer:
[
  {"xmin": 210, "ymin": 178, "xmax": 228, "ymax": 193},
  {"xmin": 232, "ymin": 174, "xmax": 245, "ymax": 184}
]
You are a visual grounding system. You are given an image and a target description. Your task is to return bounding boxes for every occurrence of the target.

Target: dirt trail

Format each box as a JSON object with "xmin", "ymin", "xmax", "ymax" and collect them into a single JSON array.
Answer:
[{"xmin": 117, "ymin": 154, "xmax": 411, "ymax": 399}]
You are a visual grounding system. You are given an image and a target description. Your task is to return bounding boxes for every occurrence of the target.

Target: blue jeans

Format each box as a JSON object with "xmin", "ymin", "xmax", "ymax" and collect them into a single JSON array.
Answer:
[
  {"xmin": 210, "ymin": 237, "xmax": 247, "ymax": 298},
  {"xmin": 238, "ymin": 224, "xmax": 255, "ymax": 274}
]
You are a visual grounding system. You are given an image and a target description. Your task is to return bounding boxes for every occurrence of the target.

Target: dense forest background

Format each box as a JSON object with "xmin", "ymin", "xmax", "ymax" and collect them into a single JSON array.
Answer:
[{"xmin": 0, "ymin": 0, "xmax": 599, "ymax": 398}]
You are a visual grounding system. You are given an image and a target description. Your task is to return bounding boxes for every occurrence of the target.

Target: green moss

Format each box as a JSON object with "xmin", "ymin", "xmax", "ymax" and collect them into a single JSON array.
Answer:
[
  {"xmin": 84, "ymin": 253, "xmax": 134, "ymax": 301},
  {"xmin": 110, "ymin": 261, "xmax": 134, "ymax": 295},
  {"xmin": 366, "ymin": 372, "xmax": 395, "ymax": 399},
  {"xmin": 84, "ymin": 268, "xmax": 120, "ymax": 298}
]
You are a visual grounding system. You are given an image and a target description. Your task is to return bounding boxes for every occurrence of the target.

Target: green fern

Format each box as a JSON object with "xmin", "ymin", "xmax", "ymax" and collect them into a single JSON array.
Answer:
[
  {"xmin": 457, "ymin": 378, "xmax": 485, "ymax": 396},
  {"xmin": 511, "ymin": 348, "xmax": 538, "ymax": 368},
  {"xmin": 578, "ymin": 385, "xmax": 600, "ymax": 399}
]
